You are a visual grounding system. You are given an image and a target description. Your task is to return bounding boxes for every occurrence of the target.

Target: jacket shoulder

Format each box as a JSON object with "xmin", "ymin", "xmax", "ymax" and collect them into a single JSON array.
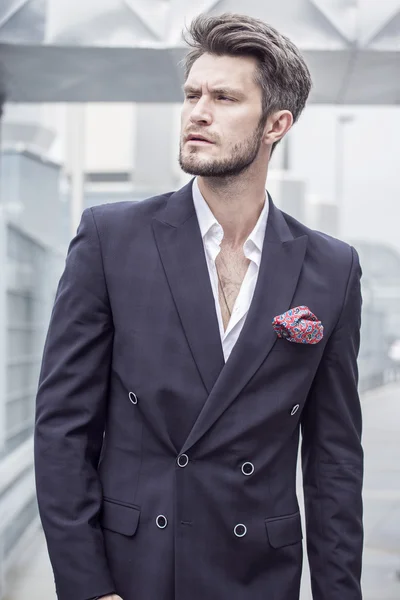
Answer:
[{"xmin": 88, "ymin": 191, "xmax": 174, "ymax": 226}]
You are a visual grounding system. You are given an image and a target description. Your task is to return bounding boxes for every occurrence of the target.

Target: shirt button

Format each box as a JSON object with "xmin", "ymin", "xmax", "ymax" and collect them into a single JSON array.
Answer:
[{"xmin": 291, "ymin": 404, "xmax": 300, "ymax": 416}]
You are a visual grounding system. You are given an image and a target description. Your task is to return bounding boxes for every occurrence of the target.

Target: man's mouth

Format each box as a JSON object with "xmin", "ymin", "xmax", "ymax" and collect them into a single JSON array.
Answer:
[{"xmin": 186, "ymin": 134, "xmax": 214, "ymax": 144}]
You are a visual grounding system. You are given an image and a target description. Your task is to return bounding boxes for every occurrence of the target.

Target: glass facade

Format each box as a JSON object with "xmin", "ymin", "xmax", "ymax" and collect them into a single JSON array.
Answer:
[
  {"xmin": 5, "ymin": 225, "xmax": 47, "ymax": 454},
  {"xmin": 0, "ymin": 143, "xmax": 65, "ymax": 589}
]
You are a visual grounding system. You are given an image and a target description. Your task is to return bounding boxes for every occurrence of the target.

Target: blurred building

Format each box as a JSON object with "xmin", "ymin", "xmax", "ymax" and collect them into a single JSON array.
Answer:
[{"xmin": 0, "ymin": 147, "xmax": 66, "ymax": 597}]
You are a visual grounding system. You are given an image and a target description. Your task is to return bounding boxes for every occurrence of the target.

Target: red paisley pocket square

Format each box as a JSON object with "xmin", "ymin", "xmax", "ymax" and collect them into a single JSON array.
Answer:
[{"xmin": 272, "ymin": 306, "xmax": 324, "ymax": 344}]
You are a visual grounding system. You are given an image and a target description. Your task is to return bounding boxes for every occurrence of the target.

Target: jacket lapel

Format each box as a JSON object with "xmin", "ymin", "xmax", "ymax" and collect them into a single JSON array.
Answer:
[
  {"xmin": 180, "ymin": 197, "xmax": 308, "ymax": 455},
  {"xmin": 152, "ymin": 180, "xmax": 225, "ymax": 395}
]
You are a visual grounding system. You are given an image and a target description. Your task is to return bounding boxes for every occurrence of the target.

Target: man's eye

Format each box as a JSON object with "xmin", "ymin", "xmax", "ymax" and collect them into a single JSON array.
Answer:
[
  {"xmin": 218, "ymin": 96, "xmax": 233, "ymax": 101},
  {"xmin": 186, "ymin": 95, "xmax": 198, "ymax": 100}
]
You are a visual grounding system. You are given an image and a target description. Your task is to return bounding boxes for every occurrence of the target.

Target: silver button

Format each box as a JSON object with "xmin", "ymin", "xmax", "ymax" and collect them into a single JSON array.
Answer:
[
  {"xmin": 177, "ymin": 454, "xmax": 189, "ymax": 468},
  {"xmin": 291, "ymin": 404, "xmax": 299, "ymax": 416},
  {"xmin": 129, "ymin": 392, "xmax": 138, "ymax": 405},
  {"xmin": 234, "ymin": 524, "xmax": 247, "ymax": 537},
  {"xmin": 156, "ymin": 515, "xmax": 168, "ymax": 529},
  {"xmin": 241, "ymin": 462, "xmax": 254, "ymax": 476}
]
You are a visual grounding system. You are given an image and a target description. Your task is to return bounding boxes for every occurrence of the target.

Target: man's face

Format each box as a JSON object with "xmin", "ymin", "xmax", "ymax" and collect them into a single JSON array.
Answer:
[{"xmin": 179, "ymin": 53, "xmax": 266, "ymax": 178}]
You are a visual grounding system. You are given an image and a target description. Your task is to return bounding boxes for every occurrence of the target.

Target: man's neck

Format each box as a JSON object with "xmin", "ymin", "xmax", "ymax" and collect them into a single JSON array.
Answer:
[{"xmin": 197, "ymin": 171, "xmax": 268, "ymax": 249}]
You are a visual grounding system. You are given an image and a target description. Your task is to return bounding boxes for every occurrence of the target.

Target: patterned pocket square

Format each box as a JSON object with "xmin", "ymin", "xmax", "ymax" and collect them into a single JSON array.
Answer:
[{"xmin": 272, "ymin": 306, "xmax": 324, "ymax": 344}]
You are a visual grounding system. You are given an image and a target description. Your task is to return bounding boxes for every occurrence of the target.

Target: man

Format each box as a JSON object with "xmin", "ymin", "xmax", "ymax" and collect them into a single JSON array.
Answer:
[{"xmin": 35, "ymin": 12, "xmax": 363, "ymax": 600}]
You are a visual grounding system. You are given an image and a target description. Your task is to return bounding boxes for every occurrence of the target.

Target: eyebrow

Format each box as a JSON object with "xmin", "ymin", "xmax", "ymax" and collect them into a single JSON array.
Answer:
[{"xmin": 183, "ymin": 85, "xmax": 245, "ymax": 98}]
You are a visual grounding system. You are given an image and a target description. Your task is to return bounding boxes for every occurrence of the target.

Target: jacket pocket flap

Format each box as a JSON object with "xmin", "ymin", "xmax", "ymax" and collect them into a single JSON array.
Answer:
[
  {"xmin": 101, "ymin": 498, "xmax": 140, "ymax": 536},
  {"xmin": 265, "ymin": 511, "xmax": 303, "ymax": 548}
]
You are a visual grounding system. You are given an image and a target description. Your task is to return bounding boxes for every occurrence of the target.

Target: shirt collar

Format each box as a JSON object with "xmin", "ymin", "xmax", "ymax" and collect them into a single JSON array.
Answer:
[
  {"xmin": 246, "ymin": 190, "xmax": 269, "ymax": 254},
  {"xmin": 192, "ymin": 177, "xmax": 220, "ymax": 240},
  {"xmin": 192, "ymin": 176, "xmax": 269, "ymax": 253}
]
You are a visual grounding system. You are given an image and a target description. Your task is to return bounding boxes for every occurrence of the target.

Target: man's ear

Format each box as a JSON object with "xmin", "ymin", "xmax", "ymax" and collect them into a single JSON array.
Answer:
[{"xmin": 263, "ymin": 110, "xmax": 293, "ymax": 146}]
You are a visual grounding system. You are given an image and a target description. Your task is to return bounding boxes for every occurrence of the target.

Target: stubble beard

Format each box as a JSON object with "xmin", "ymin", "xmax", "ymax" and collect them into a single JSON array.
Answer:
[{"xmin": 179, "ymin": 119, "xmax": 265, "ymax": 178}]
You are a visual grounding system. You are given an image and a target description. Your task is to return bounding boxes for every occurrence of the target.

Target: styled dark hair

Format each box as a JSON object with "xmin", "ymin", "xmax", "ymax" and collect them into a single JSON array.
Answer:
[{"xmin": 182, "ymin": 13, "xmax": 312, "ymax": 151}]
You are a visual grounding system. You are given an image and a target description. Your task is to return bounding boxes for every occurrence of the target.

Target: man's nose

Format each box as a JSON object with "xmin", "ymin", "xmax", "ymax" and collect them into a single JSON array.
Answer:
[{"xmin": 189, "ymin": 98, "xmax": 213, "ymax": 125}]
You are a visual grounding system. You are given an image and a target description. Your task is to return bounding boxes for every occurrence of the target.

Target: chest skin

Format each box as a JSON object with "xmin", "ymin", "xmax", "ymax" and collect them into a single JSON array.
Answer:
[{"xmin": 216, "ymin": 243, "xmax": 250, "ymax": 331}]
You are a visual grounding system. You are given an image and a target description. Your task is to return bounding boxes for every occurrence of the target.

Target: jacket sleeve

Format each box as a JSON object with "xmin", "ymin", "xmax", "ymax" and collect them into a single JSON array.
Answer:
[
  {"xmin": 301, "ymin": 245, "xmax": 363, "ymax": 600},
  {"xmin": 34, "ymin": 208, "xmax": 116, "ymax": 600}
]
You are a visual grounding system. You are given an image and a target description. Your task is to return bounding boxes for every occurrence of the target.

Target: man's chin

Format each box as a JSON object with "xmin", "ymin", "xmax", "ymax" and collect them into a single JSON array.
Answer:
[
  {"xmin": 180, "ymin": 165, "xmax": 205, "ymax": 176},
  {"xmin": 179, "ymin": 158, "xmax": 213, "ymax": 177},
  {"xmin": 179, "ymin": 161, "xmax": 240, "ymax": 178}
]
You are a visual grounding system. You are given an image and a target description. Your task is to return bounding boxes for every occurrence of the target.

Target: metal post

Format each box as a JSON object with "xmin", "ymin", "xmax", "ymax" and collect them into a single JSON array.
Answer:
[
  {"xmin": 0, "ymin": 88, "xmax": 6, "ymax": 455},
  {"xmin": 0, "ymin": 210, "xmax": 6, "ymax": 455},
  {"xmin": 282, "ymin": 135, "xmax": 290, "ymax": 171},
  {"xmin": 335, "ymin": 114, "xmax": 354, "ymax": 236},
  {"xmin": 0, "ymin": 73, "xmax": 7, "ymax": 596},
  {"xmin": 66, "ymin": 104, "xmax": 86, "ymax": 235}
]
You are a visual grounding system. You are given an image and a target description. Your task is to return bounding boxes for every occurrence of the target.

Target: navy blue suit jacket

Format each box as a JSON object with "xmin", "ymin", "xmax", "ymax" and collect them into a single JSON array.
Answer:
[{"xmin": 34, "ymin": 180, "xmax": 363, "ymax": 600}]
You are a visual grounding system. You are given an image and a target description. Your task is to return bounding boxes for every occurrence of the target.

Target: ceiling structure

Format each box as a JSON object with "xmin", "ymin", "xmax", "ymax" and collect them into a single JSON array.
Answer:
[{"xmin": 0, "ymin": 0, "xmax": 399, "ymax": 103}]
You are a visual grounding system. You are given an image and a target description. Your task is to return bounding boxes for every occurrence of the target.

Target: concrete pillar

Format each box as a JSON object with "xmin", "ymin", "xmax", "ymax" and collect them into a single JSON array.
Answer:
[
  {"xmin": 311, "ymin": 202, "xmax": 339, "ymax": 237},
  {"xmin": 66, "ymin": 104, "xmax": 85, "ymax": 235},
  {"xmin": 134, "ymin": 103, "xmax": 180, "ymax": 194},
  {"xmin": 267, "ymin": 170, "xmax": 306, "ymax": 223}
]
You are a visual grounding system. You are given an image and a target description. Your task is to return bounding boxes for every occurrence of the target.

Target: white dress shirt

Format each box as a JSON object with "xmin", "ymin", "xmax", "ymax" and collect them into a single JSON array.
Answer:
[{"xmin": 192, "ymin": 177, "xmax": 269, "ymax": 362}]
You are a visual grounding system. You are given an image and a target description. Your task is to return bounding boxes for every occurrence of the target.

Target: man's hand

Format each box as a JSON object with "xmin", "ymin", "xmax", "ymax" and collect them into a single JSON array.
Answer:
[{"xmin": 99, "ymin": 596, "xmax": 123, "ymax": 600}]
